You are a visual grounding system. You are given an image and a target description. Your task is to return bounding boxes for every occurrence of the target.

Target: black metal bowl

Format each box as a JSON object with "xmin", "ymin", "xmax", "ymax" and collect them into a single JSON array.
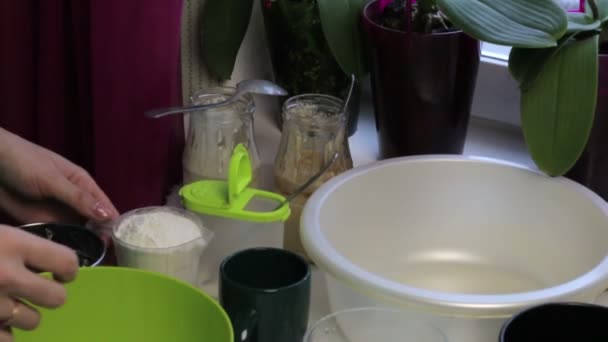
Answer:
[{"xmin": 20, "ymin": 223, "xmax": 106, "ymax": 267}]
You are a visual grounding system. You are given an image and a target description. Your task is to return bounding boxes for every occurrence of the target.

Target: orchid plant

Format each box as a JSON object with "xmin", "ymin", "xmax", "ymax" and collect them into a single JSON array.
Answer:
[
  {"xmin": 434, "ymin": 0, "xmax": 608, "ymax": 176},
  {"xmin": 322, "ymin": 0, "xmax": 608, "ymax": 176},
  {"xmin": 377, "ymin": 0, "xmax": 450, "ymax": 33},
  {"xmin": 200, "ymin": 0, "xmax": 369, "ymax": 79}
]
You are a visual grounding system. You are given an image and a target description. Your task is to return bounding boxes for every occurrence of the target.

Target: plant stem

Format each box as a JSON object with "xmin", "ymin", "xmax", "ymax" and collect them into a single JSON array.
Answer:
[{"xmin": 589, "ymin": 0, "xmax": 599, "ymax": 20}]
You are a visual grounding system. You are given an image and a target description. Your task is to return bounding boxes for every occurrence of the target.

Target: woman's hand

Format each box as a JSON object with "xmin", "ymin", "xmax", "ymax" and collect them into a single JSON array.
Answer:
[
  {"xmin": 0, "ymin": 225, "xmax": 79, "ymax": 341},
  {"xmin": 0, "ymin": 128, "xmax": 119, "ymax": 225}
]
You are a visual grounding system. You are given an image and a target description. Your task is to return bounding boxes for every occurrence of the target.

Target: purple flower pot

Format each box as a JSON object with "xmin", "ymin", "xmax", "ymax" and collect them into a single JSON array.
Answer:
[
  {"xmin": 361, "ymin": 0, "xmax": 480, "ymax": 158},
  {"xmin": 565, "ymin": 45, "xmax": 608, "ymax": 200}
]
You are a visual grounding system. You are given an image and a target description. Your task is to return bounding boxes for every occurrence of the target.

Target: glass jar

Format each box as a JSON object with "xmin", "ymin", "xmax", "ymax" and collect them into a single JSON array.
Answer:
[
  {"xmin": 182, "ymin": 87, "xmax": 261, "ymax": 184},
  {"xmin": 274, "ymin": 94, "xmax": 353, "ymax": 261}
]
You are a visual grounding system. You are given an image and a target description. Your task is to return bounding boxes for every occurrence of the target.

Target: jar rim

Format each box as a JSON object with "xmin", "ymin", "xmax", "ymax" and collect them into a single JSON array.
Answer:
[
  {"xmin": 282, "ymin": 93, "xmax": 345, "ymax": 125},
  {"xmin": 283, "ymin": 93, "xmax": 343, "ymax": 109},
  {"xmin": 190, "ymin": 86, "xmax": 255, "ymax": 115}
]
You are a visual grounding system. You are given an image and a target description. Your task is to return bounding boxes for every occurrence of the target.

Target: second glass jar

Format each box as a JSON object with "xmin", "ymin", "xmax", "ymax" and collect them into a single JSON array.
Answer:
[{"xmin": 274, "ymin": 94, "xmax": 353, "ymax": 261}]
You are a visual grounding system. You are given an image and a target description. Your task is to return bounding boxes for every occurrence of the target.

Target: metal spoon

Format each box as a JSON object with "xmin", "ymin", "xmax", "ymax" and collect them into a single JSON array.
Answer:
[
  {"xmin": 274, "ymin": 152, "xmax": 340, "ymax": 211},
  {"xmin": 342, "ymin": 74, "xmax": 356, "ymax": 121},
  {"xmin": 145, "ymin": 79, "xmax": 288, "ymax": 119}
]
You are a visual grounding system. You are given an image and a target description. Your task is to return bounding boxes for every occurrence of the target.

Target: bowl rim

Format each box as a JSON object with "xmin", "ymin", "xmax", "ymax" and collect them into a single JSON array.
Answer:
[
  {"xmin": 219, "ymin": 247, "xmax": 312, "ymax": 294},
  {"xmin": 304, "ymin": 306, "xmax": 448, "ymax": 341},
  {"xmin": 300, "ymin": 155, "xmax": 608, "ymax": 318}
]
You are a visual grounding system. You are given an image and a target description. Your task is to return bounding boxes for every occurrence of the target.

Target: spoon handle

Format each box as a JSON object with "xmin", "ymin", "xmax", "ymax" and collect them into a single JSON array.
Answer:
[
  {"xmin": 144, "ymin": 100, "xmax": 231, "ymax": 118},
  {"xmin": 274, "ymin": 152, "xmax": 340, "ymax": 211}
]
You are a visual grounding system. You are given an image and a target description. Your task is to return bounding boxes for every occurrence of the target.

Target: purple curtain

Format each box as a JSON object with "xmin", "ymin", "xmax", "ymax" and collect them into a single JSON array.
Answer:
[{"xmin": 0, "ymin": 0, "xmax": 184, "ymax": 214}]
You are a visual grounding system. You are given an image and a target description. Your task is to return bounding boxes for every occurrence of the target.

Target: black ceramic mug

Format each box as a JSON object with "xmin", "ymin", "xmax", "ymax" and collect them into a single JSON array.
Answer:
[
  {"xmin": 220, "ymin": 247, "xmax": 311, "ymax": 342},
  {"xmin": 500, "ymin": 302, "xmax": 608, "ymax": 341}
]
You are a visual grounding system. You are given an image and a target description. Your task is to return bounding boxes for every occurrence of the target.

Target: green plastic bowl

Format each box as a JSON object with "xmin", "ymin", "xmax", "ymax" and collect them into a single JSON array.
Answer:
[{"xmin": 14, "ymin": 267, "xmax": 233, "ymax": 342}]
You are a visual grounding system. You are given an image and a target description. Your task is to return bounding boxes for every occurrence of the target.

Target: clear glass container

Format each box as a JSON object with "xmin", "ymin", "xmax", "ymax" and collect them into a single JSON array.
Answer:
[
  {"xmin": 305, "ymin": 307, "xmax": 447, "ymax": 342},
  {"xmin": 182, "ymin": 87, "xmax": 261, "ymax": 184},
  {"xmin": 111, "ymin": 206, "xmax": 214, "ymax": 285},
  {"xmin": 274, "ymin": 94, "xmax": 353, "ymax": 261}
]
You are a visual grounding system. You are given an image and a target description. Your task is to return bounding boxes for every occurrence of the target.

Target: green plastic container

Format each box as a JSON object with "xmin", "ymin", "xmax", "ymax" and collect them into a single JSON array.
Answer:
[{"xmin": 14, "ymin": 267, "xmax": 233, "ymax": 342}]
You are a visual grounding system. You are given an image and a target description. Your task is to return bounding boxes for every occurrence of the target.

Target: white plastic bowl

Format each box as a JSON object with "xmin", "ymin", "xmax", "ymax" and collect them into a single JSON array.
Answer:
[{"xmin": 301, "ymin": 156, "xmax": 608, "ymax": 342}]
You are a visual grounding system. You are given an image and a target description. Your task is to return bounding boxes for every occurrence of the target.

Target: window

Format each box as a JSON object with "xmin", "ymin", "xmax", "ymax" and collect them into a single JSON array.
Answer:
[
  {"xmin": 481, "ymin": 42, "xmax": 511, "ymax": 61},
  {"xmin": 470, "ymin": 43, "xmax": 520, "ymax": 127}
]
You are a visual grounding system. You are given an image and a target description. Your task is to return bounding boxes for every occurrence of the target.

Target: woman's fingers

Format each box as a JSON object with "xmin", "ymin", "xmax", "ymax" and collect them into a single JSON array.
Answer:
[
  {"xmin": 0, "ymin": 131, "xmax": 118, "ymax": 224},
  {"xmin": 74, "ymin": 173, "xmax": 119, "ymax": 219},
  {"xmin": 50, "ymin": 155, "xmax": 119, "ymax": 220},
  {"xmin": 44, "ymin": 174, "xmax": 108, "ymax": 222},
  {"xmin": 9, "ymin": 228, "xmax": 79, "ymax": 284},
  {"xmin": 0, "ymin": 228, "xmax": 78, "ymax": 307},
  {"xmin": 0, "ymin": 186, "xmax": 82, "ymax": 224},
  {"xmin": 0, "ymin": 226, "xmax": 80, "ymax": 339},
  {"xmin": 0, "ymin": 298, "xmax": 40, "ymax": 331},
  {"xmin": 0, "ymin": 296, "xmax": 17, "ymax": 322},
  {"xmin": 5, "ymin": 267, "xmax": 68, "ymax": 308},
  {"xmin": 0, "ymin": 327, "xmax": 12, "ymax": 342}
]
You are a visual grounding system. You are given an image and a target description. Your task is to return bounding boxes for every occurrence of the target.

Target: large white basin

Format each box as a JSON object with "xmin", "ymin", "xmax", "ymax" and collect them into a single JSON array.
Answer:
[{"xmin": 301, "ymin": 156, "xmax": 608, "ymax": 342}]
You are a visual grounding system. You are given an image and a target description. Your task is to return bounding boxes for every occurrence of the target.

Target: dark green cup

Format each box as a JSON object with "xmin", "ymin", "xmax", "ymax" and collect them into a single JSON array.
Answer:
[{"xmin": 220, "ymin": 247, "xmax": 311, "ymax": 342}]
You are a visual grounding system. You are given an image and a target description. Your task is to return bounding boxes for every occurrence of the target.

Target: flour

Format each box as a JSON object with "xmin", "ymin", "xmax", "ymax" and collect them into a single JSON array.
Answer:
[
  {"xmin": 115, "ymin": 210, "xmax": 203, "ymax": 248},
  {"xmin": 112, "ymin": 207, "xmax": 213, "ymax": 285}
]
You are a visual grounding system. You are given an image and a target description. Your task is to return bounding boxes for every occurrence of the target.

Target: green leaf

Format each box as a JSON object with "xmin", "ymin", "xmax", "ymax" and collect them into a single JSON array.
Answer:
[
  {"xmin": 509, "ymin": 34, "xmax": 584, "ymax": 90},
  {"xmin": 566, "ymin": 0, "xmax": 606, "ymax": 32},
  {"xmin": 317, "ymin": 0, "xmax": 368, "ymax": 77},
  {"xmin": 201, "ymin": 0, "xmax": 254, "ymax": 80},
  {"xmin": 521, "ymin": 35, "xmax": 598, "ymax": 176},
  {"xmin": 601, "ymin": 0, "xmax": 608, "ymax": 43},
  {"xmin": 437, "ymin": 0, "xmax": 568, "ymax": 48},
  {"xmin": 567, "ymin": 11, "xmax": 601, "ymax": 32},
  {"xmin": 509, "ymin": 47, "xmax": 556, "ymax": 89},
  {"xmin": 597, "ymin": 0, "xmax": 608, "ymax": 22}
]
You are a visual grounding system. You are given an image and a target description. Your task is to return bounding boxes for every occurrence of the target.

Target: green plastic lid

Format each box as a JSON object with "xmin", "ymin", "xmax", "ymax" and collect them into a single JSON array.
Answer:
[{"xmin": 180, "ymin": 144, "xmax": 291, "ymax": 223}]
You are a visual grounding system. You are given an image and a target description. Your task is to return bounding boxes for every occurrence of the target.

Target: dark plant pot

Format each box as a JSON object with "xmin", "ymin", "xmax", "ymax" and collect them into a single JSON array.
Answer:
[
  {"xmin": 260, "ymin": 0, "xmax": 360, "ymax": 136},
  {"xmin": 361, "ymin": 0, "xmax": 480, "ymax": 159},
  {"xmin": 565, "ymin": 45, "xmax": 608, "ymax": 200}
]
